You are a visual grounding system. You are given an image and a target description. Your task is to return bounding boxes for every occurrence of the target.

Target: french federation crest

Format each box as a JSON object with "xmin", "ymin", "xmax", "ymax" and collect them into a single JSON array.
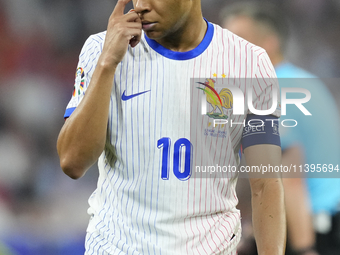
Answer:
[{"xmin": 196, "ymin": 78, "xmax": 233, "ymax": 120}]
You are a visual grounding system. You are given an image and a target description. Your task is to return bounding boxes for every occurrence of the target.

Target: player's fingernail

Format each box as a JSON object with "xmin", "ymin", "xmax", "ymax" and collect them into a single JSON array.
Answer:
[{"xmin": 128, "ymin": 9, "xmax": 135, "ymax": 13}]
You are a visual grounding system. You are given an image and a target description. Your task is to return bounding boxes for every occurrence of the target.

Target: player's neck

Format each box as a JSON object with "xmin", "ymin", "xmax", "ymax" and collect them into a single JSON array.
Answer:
[{"xmin": 156, "ymin": 17, "xmax": 207, "ymax": 52}]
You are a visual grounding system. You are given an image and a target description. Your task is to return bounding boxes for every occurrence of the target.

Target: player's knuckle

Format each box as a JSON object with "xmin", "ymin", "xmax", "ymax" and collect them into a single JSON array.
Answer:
[
  {"xmin": 132, "ymin": 12, "xmax": 139, "ymax": 19},
  {"xmin": 109, "ymin": 16, "xmax": 119, "ymax": 25}
]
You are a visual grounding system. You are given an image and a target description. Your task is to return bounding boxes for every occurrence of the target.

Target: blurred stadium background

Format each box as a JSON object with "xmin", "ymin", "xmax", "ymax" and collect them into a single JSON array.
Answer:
[{"xmin": 0, "ymin": 0, "xmax": 339, "ymax": 254}]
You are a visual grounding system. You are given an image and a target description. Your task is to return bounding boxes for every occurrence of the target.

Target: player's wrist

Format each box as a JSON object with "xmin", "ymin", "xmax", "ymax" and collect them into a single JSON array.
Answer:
[{"xmin": 97, "ymin": 54, "xmax": 120, "ymax": 71}]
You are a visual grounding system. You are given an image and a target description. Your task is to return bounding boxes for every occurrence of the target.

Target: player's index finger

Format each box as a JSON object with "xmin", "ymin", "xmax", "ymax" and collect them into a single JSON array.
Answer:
[{"xmin": 112, "ymin": 0, "xmax": 132, "ymax": 17}]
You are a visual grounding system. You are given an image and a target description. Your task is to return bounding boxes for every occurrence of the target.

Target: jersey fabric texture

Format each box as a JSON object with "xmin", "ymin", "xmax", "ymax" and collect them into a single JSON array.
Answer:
[
  {"xmin": 64, "ymin": 21, "xmax": 280, "ymax": 255},
  {"xmin": 276, "ymin": 62, "xmax": 340, "ymax": 215}
]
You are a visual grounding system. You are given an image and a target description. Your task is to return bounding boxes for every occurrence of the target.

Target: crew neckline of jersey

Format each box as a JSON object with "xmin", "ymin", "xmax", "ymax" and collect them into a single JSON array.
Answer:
[{"xmin": 144, "ymin": 18, "xmax": 214, "ymax": 60}]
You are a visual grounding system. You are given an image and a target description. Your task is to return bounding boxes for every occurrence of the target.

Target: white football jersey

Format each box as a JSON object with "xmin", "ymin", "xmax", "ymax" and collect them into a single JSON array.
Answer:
[{"xmin": 64, "ymin": 21, "xmax": 279, "ymax": 255}]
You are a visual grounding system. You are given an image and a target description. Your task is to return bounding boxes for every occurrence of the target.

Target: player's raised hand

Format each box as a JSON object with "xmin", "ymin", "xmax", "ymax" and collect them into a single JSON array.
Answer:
[{"xmin": 100, "ymin": 0, "xmax": 142, "ymax": 67}]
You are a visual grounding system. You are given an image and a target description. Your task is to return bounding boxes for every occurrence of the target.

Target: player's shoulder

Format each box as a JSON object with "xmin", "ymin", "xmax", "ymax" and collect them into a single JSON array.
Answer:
[
  {"xmin": 81, "ymin": 31, "xmax": 107, "ymax": 51},
  {"xmin": 89, "ymin": 31, "xmax": 107, "ymax": 42},
  {"xmin": 212, "ymin": 23, "xmax": 267, "ymax": 58},
  {"xmin": 77, "ymin": 31, "xmax": 107, "ymax": 71}
]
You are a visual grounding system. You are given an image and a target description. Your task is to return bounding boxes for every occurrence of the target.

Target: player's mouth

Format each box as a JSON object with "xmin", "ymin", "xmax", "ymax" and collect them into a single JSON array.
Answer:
[{"xmin": 142, "ymin": 22, "xmax": 156, "ymax": 31}]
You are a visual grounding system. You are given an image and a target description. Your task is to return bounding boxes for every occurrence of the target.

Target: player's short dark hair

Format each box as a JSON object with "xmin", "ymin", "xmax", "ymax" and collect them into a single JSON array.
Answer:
[{"xmin": 220, "ymin": 1, "xmax": 289, "ymax": 51}]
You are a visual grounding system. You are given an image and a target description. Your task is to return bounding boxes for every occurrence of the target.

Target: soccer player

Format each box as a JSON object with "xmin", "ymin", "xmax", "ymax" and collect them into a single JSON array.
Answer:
[
  {"xmin": 222, "ymin": 2, "xmax": 340, "ymax": 255},
  {"xmin": 57, "ymin": 0, "xmax": 286, "ymax": 254}
]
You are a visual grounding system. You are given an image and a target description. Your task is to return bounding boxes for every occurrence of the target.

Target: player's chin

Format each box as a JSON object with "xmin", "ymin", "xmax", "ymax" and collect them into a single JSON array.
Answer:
[{"xmin": 143, "ymin": 30, "xmax": 163, "ymax": 40}]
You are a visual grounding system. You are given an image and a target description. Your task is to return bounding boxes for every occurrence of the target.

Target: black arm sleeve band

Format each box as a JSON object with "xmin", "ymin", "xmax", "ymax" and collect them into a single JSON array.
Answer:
[{"xmin": 241, "ymin": 114, "xmax": 281, "ymax": 150}]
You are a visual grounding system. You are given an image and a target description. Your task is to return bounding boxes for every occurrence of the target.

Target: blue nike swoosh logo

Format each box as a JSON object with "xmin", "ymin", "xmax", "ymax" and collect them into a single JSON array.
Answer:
[{"xmin": 121, "ymin": 90, "xmax": 150, "ymax": 101}]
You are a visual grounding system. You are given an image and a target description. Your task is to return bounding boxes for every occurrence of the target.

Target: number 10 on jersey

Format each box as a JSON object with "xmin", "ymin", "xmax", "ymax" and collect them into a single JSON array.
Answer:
[{"xmin": 157, "ymin": 138, "xmax": 192, "ymax": 181}]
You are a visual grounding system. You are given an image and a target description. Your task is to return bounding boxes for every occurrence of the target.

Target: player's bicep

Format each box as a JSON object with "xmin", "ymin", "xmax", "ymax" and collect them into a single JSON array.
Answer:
[
  {"xmin": 242, "ymin": 114, "xmax": 282, "ymax": 180},
  {"xmin": 244, "ymin": 144, "xmax": 282, "ymax": 188}
]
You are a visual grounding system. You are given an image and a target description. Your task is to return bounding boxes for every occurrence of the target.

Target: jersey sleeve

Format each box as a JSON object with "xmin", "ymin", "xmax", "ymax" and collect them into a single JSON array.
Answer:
[
  {"xmin": 248, "ymin": 51, "xmax": 281, "ymax": 118},
  {"xmin": 64, "ymin": 35, "xmax": 102, "ymax": 118}
]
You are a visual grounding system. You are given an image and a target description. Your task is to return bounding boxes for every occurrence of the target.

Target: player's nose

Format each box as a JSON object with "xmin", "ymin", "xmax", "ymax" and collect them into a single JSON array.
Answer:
[{"xmin": 133, "ymin": 0, "xmax": 151, "ymax": 15}]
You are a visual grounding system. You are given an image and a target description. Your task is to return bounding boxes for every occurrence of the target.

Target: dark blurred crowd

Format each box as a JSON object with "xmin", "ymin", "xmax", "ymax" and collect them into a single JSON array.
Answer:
[{"xmin": 0, "ymin": 0, "xmax": 340, "ymax": 254}]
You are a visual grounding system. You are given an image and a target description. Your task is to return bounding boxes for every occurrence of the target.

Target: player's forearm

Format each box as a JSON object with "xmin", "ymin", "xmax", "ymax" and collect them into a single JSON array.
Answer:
[
  {"xmin": 57, "ymin": 59, "xmax": 117, "ymax": 179},
  {"xmin": 251, "ymin": 178, "xmax": 286, "ymax": 255}
]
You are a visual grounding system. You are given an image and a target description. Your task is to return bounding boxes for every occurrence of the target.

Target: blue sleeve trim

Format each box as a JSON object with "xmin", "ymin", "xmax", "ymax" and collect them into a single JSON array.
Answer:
[
  {"xmin": 64, "ymin": 107, "xmax": 76, "ymax": 119},
  {"xmin": 241, "ymin": 114, "xmax": 281, "ymax": 150}
]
